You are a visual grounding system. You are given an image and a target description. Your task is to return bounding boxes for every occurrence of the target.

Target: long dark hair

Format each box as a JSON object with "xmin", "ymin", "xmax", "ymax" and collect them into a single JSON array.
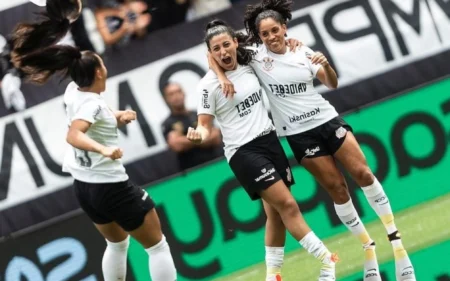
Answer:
[
  {"xmin": 244, "ymin": 0, "xmax": 293, "ymax": 45},
  {"xmin": 204, "ymin": 19, "xmax": 255, "ymax": 66},
  {"xmin": 19, "ymin": 45, "xmax": 101, "ymax": 87},
  {"xmin": 10, "ymin": 0, "xmax": 81, "ymax": 62}
]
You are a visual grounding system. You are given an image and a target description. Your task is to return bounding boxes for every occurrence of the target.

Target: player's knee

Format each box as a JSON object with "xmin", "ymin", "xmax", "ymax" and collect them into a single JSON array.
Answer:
[
  {"xmin": 276, "ymin": 198, "xmax": 299, "ymax": 217},
  {"xmin": 353, "ymin": 166, "xmax": 374, "ymax": 187},
  {"xmin": 324, "ymin": 181, "xmax": 349, "ymax": 204}
]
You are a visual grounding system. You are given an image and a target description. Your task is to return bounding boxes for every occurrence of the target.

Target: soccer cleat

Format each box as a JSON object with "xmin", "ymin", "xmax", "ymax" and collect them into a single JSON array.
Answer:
[
  {"xmin": 266, "ymin": 274, "xmax": 282, "ymax": 281},
  {"xmin": 318, "ymin": 253, "xmax": 338, "ymax": 281}
]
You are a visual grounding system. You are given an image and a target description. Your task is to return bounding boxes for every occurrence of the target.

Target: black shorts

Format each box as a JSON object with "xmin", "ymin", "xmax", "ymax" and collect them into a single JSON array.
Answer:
[
  {"xmin": 286, "ymin": 117, "xmax": 353, "ymax": 162},
  {"xmin": 229, "ymin": 131, "xmax": 295, "ymax": 200},
  {"xmin": 74, "ymin": 179, "xmax": 155, "ymax": 232}
]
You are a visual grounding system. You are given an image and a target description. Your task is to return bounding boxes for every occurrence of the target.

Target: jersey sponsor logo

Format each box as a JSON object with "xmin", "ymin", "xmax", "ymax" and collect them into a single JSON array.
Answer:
[
  {"xmin": 262, "ymin": 57, "xmax": 274, "ymax": 71},
  {"xmin": 253, "ymin": 127, "xmax": 273, "ymax": 140},
  {"xmin": 202, "ymin": 89, "xmax": 210, "ymax": 109},
  {"xmin": 269, "ymin": 83, "xmax": 307, "ymax": 98},
  {"xmin": 235, "ymin": 90, "xmax": 262, "ymax": 118},
  {"xmin": 255, "ymin": 167, "xmax": 276, "ymax": 182},
  {"xmin": 335, "ymin": 126, "xmax": 347, "ymax": 139},
  {"xmin": 289, "ymin": 108, "xmax": 320, "ymax": 123},
  {"xmin": 305, "ymin": 146, "xmax": 320, "ymax": 156}
]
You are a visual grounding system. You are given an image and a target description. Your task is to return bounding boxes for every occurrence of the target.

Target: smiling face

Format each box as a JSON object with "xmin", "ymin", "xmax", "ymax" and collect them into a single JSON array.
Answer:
[
  {"xmin": 208, "ymin": 33, "xmax": 239, "ymax": 71},
  {"xmin": 258, "ymin": 17, "xmax": 287, "ymax": 54}
]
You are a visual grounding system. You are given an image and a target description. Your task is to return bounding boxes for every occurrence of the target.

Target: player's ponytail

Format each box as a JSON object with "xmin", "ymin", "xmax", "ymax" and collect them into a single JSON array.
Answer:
[
  {"xmin": 20, "ymin": 45, "xmax": 100, "ymax": 87},
  {"xmin": 244, "ymin": 0, "xmax": 293, "ymax": 45},
  {"xmin": 204, "ymin": 19, "xmax": 255, "ymax": 65},
  {"xmin": 10, "ymin": 0, "xmax": 81, "ymax": 62}
]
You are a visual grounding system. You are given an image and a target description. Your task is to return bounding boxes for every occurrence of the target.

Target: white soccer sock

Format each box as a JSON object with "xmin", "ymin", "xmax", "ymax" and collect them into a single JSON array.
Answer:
[
  {"xmin": 361, "ymin": 177, "xmax": 397, "ymax": 234},
  {"xmin": 392, "ymin": 239, "xmax": 416, "ymax": 281},
  {"xmin": 363, "ymin": 244, "xmax": 381, "ymax": 281},
  {"xmin": 102, "ymin": 236, "xmax": 129, "ymax": 281},
  {"xmin": 334, "ymin": 199, "xmax": 372, "ymax": 246},
  {"xmin": 299, "ymin": 232, "xmax": 332, "ymax": 263},
  {"xmin": 145, "ymin": 235, "xmax": 177, "ymax": 281},
  {"xmin": 265, "ymin": 246, "xmax": 284, "ymax": 279}
]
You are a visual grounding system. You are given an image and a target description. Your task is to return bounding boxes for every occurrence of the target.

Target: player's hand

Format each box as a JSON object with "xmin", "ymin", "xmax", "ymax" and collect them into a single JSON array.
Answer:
[
  {"xmin": 219, "ymin": 77, "xmax": 236, "ymax": 98},
  {"xmin": 286, "ymin": 38, "xmax": 303, "ymax": 52},
  {"xmin": 119, "ymin": 110, "xmax": 137, "ymax": 124},
  {"xmin": 100, "ymin": 146, "xmax": 123, "ymax": 160},
  {"xmin": 308, "ymin": 52, "xmax": 329, "ymax": 67},
  {"xmin": 186, "ymin": 127, "xmax": 202, "ymax": 144}
]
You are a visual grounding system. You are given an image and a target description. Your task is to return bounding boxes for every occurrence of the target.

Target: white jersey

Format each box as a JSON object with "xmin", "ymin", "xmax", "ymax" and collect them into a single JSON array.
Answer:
[
  {"xmin": 250, "ymin": 44, "xmax": 338, "ymax": 137},
  {"xmin": 197, "ymin": 65, "xmax": 275, "ymax": 161},
  {"xmin": 62, "ymin": 82, "xmax": 128, "ymax": 183}
]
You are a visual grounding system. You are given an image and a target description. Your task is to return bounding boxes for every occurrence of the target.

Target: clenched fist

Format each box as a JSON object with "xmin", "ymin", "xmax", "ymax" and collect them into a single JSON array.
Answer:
[
  {"xmin": 119, "ymin": 110, "xmax": 137, "ymax": 124},
  {"xmin": 100, "ymin": 146, "xmax": 123, "ymax": 160},
  {"xmin": 186, "ymin": 127, "xmax": 202, "ymax": 144}
]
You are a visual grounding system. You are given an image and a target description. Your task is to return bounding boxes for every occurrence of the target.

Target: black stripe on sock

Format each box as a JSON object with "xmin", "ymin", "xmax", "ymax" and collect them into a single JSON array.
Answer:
[{"xmin": 388, "ymin": 231, "xmax": 401, "ymax": 241}]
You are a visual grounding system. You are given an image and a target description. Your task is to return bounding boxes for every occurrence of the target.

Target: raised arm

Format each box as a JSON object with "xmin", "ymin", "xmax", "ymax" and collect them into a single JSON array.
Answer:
[{"xmin": 207, "ymin": 52, "xmax": 236, "ymax": 98}]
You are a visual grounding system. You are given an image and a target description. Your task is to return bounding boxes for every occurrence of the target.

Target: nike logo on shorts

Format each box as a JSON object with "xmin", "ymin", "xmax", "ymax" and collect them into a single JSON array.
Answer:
[{"xmin": 265, "ymin": 176, "xmax": 275, "ymax": 181}]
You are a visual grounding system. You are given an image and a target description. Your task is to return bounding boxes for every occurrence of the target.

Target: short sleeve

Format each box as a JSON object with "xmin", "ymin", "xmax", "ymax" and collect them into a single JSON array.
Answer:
[
  {"xmin": 196, "ymin": 82, "xmax": 216, "ymax": 116},
  {"xmin": 302, "ymin": 46, "xmax": 322, "ymax": 77},
  {"xmin": 72, "ymin": 101, "xmax": 102, "ymax": 124}
]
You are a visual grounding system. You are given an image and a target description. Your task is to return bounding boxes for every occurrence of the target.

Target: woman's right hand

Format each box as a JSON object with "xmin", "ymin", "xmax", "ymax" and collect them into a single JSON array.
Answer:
[
  {"xmin": 100, "ymin": 146, "xmax": 123, "ymax": 160},
  {"xmin": 207, "ymin": 52, "xmax": 236, "ymax": 98},
  {"xmin": 219, "ymin": 76, "xmax": 236, "ymax": 98}
]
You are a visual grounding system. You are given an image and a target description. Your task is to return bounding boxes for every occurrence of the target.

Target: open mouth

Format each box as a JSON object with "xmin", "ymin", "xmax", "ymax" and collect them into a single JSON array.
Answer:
[{"xmin": 222, "ymin": 57, "xmax": 232, "ymax": 65}]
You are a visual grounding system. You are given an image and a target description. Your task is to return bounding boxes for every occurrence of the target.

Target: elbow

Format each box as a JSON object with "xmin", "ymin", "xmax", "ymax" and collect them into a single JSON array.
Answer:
[
  {"xmin": 329, "ymin": 81, "xmax": 338, "ymax": 90},
  {"xmin": 66, "ymin": 131, "xmax": 75, "ymax": 146}
]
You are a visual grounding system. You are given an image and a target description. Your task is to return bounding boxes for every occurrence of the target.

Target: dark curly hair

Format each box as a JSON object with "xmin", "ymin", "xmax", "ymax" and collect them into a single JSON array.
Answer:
[
  {"xmin": 204, "ymin": 19, "xmax": 255, "ymax": 65},
  {"xmin": 244, "ymin": 0, "xmax": 293, "ymax": 45}
]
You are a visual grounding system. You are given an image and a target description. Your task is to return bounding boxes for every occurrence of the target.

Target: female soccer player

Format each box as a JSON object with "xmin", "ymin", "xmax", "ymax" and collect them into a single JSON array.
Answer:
[
  {"xmin": 17, "ymin": 46, "xmax": 177, "ymax": 281},
  {"xmin": 188, "ymin": 19, "xmax": 338, "ymax": 281},
  {"xmin": 209, "ymin": 1, "xmax": 416, "ymax": 281}
]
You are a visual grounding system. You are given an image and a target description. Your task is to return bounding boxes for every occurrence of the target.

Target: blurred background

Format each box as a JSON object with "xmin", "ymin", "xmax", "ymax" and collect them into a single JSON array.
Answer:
[{"xmin": 0, "ymin": 0, "xmax": 449, "ymax": 280}]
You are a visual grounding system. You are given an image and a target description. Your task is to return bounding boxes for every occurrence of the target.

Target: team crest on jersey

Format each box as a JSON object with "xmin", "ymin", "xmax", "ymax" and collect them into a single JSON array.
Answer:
[
  {"xmin": 335, "ymin": 126, "xmax": 347, "ymax": 139},
  {"xmin": 263, "ymin": 57, "xmax": 274, "ymax": 71}
]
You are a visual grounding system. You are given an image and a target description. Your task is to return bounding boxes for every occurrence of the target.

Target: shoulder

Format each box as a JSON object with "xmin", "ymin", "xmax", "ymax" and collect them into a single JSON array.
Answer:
[
  {"xmin": 246, "ymin": 44, "xmax": 266, "ymax": 61},
  {"xmin": 299, "ymin": 45, "xmax": 315, "ymax": 56},
  {"xmin": 198, "ymin": 70, "xmax": 220, "ymax": 94}
]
